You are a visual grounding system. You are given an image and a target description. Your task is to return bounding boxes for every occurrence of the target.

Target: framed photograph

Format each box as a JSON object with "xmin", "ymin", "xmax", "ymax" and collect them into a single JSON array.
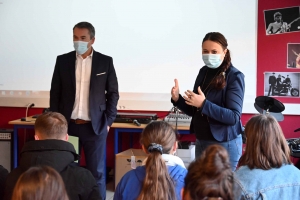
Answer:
[
  {"xmin": 264, "ymin": 72, "xmax": 300, "ymax": 97},
  {"xmin": 264, "ymin": 6, "xmax": 300, "ymax": 35},
  {"xmin": 287, "ymin": 43, "xmax": 300, "ymax": 68}
]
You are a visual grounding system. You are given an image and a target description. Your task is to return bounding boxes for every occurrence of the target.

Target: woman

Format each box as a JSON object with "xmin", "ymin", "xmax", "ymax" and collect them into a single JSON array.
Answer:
[
  {"xmin": 12, "ymin": 165, "xmax": 69, "ymax": 200},
  {"xmin": 182, "ymin": 144, "xmax": 240, "ymax": 200},
  {"xmin": 235, "ymin": 114, "xmax": 300, "ymax": 199},
  {"xmin": 171, "ymin": 32, "xmax": 245, "ymax": 170},
  {"xmin": 114, "ymin": 121, "xmax": 187, "ymax": 200}
]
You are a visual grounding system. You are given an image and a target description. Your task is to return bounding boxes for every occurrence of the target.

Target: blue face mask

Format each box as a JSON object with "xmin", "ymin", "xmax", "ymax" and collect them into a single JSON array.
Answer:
[
  {"xmin": 73, "ymin": 41, "xmax": 90, "ymax": 55},
  {"xmin": 202, "ymin": 54, "xmax": 223, "ymax": 69}
]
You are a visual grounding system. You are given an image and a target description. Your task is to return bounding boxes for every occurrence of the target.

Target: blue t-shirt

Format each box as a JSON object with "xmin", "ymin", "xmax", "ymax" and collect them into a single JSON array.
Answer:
[{"xmin": 114, "ymin": 165, "xmax": 187, "ymax": 200}]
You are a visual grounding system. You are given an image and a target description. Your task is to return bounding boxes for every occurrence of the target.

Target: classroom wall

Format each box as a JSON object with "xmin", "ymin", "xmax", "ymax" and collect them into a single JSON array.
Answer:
[{"xmin": 255, "ymin": 0, "xmax": 300, "ymax": 138}]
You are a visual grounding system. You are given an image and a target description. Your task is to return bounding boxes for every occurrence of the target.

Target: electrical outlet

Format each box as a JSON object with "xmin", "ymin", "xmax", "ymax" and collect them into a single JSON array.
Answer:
[{"xmin": 118, "ymin": 105, "xmax": 126, "ymax": 110}]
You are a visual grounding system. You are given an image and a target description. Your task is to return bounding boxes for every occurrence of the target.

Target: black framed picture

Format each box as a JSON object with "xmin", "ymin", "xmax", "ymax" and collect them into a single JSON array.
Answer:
[
  {"xmin": 264, "ymin": 72, "xmax": 300, "ymax": 97},
  {"xmin": 264, "ymin": 6, "xmax": 300, "ymax": 35}
]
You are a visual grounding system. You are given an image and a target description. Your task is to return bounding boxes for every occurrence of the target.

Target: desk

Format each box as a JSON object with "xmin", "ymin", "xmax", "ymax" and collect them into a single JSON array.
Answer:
[
  {"xmin": 9, "ymin": 117, "xmax": 36, "ymax": 168},
  {"xmin": 112, "ymin": 122, "xmax": 190, "ymax": 155},
  {"xmin": 9, "ymin": 118, "xmax": 191, "ymax": 168}
]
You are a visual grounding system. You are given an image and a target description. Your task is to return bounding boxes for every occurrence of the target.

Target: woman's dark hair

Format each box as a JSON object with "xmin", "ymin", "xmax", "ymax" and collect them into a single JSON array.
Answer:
[
  {"xmin": 202, "ymin": 32, "xmax": 231, "ymax": 90},
  {"xmin": 238, "ymin": 114, "xmax": 291, "ymax": 170},
  {"xmin": 12, "ymin": 166, "xmax": 69, "ymax": 200},
  {"xmin": 138, "ymin": 121, "xmax": 178, "ymax": 200},
  {"xmin": 183, "ymin": 145, "xmax": 236, "ymax": 200}
]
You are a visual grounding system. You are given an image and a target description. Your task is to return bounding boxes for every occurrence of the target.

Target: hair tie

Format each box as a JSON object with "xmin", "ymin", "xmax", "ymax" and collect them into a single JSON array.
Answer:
[{"xmin": 148, "ymin": 143, "xmax": 163, "ymax": 154}]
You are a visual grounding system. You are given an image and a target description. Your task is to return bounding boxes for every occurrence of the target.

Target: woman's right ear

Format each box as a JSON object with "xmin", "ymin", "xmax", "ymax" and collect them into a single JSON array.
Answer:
[
  {"xmin": 181, "ymin": 188, "xmax": 185, "ymax": 200},
  {"xmin": 181, "ymin": 188, "xmax": 190, "ymax": 200},
  {"xmin": 141, "ymin": 145, "xmax": 147, "ymax": 154}
]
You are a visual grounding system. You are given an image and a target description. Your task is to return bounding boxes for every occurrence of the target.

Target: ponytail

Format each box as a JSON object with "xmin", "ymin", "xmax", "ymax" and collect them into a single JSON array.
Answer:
[
  {"xmin": 183, "ymin": 145, "xmax": 236, "ymax": 200},
  {"xmin": 138, "ymin": 121, "xmax": 178, "ymax": 200},
  {"xmin": 212, "ymin": 49, "xmax": 231, "ymax": 90},
  {"xmin": 138, "ymin": 151, "xmax": 175, "ymax": 200}
]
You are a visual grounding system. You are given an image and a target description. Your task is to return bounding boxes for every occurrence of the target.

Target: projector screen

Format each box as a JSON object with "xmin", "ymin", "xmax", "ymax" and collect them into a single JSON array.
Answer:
[{"xmin": 0, "ymin": 0, "xmax": 259, "ymax": 113}]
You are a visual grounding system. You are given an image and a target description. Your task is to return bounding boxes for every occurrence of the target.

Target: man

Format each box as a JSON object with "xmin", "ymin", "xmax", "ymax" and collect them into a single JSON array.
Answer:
[
  {"xmin": 284, "ymin": 75, "xmax": 291, "ymax": 84},
  {"xmin": 268, "ymin": 72, "xmax": 276, "ymax": 96},
  {"xmin": 276, "ymin": 74, "xmax": 282, "ymax": 85},
  {"xmin": 276, "ymin": 74, "xmax": 283, "ymax": 93},
  {"xmin": 266, "ymin": 12, "xmax": 290, "ymax": 35},
  {"xmin": 4, "ymin": 112, "xmax": 101, "ymax": 200},
  {"xmin": 50, "ymin": 21, "xmax": 119, "ymax": 199}
]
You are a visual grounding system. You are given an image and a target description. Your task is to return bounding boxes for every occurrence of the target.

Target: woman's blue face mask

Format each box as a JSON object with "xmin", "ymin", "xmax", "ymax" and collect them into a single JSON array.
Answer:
[{"xmin": 202, "ymin": 54, "xmax": 223, "ymax": 69}]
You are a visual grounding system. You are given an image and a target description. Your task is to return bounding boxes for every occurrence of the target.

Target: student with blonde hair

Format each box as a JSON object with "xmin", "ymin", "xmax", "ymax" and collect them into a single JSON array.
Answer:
[
  {"xmin": 235, "ymin": 114, "xmax": 300, "ymax": 199},
  {"xmin": 4, "ymin": 112, "xmax": 100, "ymax": 200},
  {"xmin": 182, "ymin": 144, "xmax": 240, "ymax": 200},
  {"xmin": 114, "ymin": 121, "xmax": 187, "ymax": 200},
  {"xmin": 12, "ymin": 165, "xmax": 69, "ymax": 200}
]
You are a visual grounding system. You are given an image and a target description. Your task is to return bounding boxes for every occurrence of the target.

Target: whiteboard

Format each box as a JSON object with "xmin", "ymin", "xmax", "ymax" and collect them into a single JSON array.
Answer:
[{"xmin": 0, "ymin": 0, "xmax": 258, "ymax": 113}]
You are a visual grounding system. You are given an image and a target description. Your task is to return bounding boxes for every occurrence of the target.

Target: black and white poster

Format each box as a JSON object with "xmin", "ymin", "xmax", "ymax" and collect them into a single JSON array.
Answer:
[
  {"xmin": 287, "ymin": 43, "xmax": 300, "ymax": 69},
  {"xmin": 264, "ymin": 72, "xmax": 300, "ymax": 97},
  {"xmin": 264, "ymin": 6, "xmax": 300, "ymax": 35}
]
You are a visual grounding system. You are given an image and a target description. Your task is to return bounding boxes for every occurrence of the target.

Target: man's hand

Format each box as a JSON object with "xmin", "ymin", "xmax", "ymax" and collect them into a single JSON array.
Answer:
[
  {"xmin": 107, "ymin": 126, "xmax": 110, "ymax": 132},
  {"xmin": 171, "ymin": 79, "xmax": 180, "ymax": 102},
  {"xmin": 183, "ymin": 87, "xmax": 206, "ymax": 108}
]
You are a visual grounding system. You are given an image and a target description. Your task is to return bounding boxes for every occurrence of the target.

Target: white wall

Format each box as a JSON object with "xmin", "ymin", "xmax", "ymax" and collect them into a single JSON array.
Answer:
[{"xmin": 0, "ymin": 0, "xmax": 258, "ymax": 113}]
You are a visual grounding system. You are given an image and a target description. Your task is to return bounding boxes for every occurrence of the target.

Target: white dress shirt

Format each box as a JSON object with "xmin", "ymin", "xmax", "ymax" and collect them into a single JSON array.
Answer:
[{"xmin": 71, "ymin": 51, "xmax": 93, "ymax": 120}]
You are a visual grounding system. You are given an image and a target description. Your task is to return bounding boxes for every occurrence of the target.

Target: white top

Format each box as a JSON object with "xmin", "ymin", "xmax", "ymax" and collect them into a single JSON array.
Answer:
[
  {"xmin": 71, "ymin": 51, "xmax": 93, "ymax": 120},
  {"xmin": 142, "ymin": 154, "xmax": 186, "ymax": 169}
]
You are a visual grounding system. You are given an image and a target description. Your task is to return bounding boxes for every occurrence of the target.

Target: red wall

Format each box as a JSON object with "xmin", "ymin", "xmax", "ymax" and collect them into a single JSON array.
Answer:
[
  {"xmin": 256, "ymin": 0, "xmax": 300, "ymax": 136},
  {"xmin": 257, "ymin": 0, "xmax": 300, "ymax": 104}
]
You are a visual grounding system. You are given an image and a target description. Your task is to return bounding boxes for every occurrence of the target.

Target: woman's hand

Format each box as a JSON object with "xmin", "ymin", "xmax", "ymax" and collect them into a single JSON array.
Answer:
[
  {"xmin": 171, "ymin": 79, "xmax": 180, "ymax": 102},
  {"xmin": 183, "ymin": 86, "xmax": 206, "ymax": 108}
]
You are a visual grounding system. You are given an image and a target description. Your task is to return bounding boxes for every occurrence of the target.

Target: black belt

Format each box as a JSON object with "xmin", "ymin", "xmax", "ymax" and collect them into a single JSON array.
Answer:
[{"xmin": 70, "ymin": 119, "xmax": 91, "ymax": 124}]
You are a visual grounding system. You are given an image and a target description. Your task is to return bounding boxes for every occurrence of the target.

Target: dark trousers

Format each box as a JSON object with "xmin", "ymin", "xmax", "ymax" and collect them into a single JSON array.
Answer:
[
  {"xmin": 69, "ymin": 122, "xmax": 107, "ymax": 200},
  {"xmin": 268, "ymin": 84, "xmax": 275, "ymax": 96}
]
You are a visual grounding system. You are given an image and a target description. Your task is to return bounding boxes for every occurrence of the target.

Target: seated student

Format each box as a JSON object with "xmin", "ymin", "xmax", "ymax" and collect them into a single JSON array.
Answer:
[
  {"xmin": 235, "ymin": 114, "xmax": 300, "ymax": 199},
  {"xmin": 12, "ymin": 165, "xmax": 69, "ymax": 200},
  {"xmin": 0, "ymin": 165, "xmax": 9, "ymax": 199},
  {"xmin": 182, "ymin": 144, "xmax": 240, "ymax": 200},
  {"xmin": 4, "ymin": 112, "xmax": 101, "ymax": 200},
  {"xmin": 114, "ymin": 121, "xmax": 187, "ymax": 200}
]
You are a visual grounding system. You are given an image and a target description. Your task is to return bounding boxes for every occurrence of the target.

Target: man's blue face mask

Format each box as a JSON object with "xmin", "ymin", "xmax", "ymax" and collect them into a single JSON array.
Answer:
[{"xmin": 73, "ymin": 41, "xmax": 90, "ymax": 55}]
